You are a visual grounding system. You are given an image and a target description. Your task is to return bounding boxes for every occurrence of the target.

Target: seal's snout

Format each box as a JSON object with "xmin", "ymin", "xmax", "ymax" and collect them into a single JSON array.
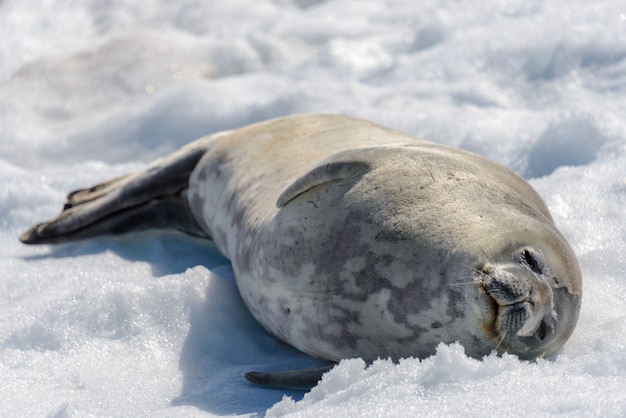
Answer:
[{"xmin": 479, "ymin": 246, "xmax": 564, "ymax": 358}]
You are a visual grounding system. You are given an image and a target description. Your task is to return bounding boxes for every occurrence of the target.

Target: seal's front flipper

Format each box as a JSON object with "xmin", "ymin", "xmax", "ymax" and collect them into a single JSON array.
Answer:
[
  {"xmin": 276, "ymin": 145, "xmax": 412, "ymax": 208},
  {"xmin": 244, "ymin": 364, "xmax": 335, "ymax": 391},
  {"xmin": 20, "ymin": 140, "xmax": 212, "ymax": 245}
]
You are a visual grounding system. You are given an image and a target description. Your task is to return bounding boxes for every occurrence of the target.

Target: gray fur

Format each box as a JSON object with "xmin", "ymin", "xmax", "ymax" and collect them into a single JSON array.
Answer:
[{"xmin": 21, "ymin": 114, "xmax": 582, "ymax": 389}]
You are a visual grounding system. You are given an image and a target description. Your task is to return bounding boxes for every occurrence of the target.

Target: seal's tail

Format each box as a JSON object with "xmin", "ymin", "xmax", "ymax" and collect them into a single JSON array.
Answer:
[{"xmin": 20, "ymin": 140, "xmax": 212, "ymax": 245}]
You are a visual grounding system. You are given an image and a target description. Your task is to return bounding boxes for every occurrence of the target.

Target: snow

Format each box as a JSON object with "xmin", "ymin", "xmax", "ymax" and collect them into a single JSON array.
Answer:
[{"xmin": 1, "ymin": 0, "xmax": 625, "ymax": 416}]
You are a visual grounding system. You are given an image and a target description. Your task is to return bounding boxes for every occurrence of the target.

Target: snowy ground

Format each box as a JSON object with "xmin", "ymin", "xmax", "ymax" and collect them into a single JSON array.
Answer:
[{"xmin": 1, "ymin": 1, "xmax": 626, "ymax": 416}]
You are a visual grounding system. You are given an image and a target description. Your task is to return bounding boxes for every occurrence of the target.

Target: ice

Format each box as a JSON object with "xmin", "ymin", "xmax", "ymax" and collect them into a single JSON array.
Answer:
[{"xmin": 1, "ymin": 0, "xmax": 625, "ymax": 416}]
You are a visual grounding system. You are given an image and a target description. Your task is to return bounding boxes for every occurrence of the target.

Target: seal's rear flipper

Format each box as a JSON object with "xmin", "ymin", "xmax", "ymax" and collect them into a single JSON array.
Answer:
[
  {"xmin": 20, "ymin": 140, "xmax": 212, "ymax": 245},
  {"xmin": 244, "ymin": 364, "xmax": 335, "ymax": 391}
]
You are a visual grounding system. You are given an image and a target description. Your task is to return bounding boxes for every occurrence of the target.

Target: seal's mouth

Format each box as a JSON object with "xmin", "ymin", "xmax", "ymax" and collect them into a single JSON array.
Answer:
[
  {"xmin": 475, "ymin": 266, "xmax": 500, "ymax": 340},
  {"xmin": 477, "ymin": 271, "xmax": 500, "ymax": 340}
]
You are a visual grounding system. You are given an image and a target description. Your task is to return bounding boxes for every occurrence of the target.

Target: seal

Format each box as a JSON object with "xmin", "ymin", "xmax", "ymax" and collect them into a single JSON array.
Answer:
[{"xmin": 20, "ymin": 114, "xmax": 582, "ymax": 389}]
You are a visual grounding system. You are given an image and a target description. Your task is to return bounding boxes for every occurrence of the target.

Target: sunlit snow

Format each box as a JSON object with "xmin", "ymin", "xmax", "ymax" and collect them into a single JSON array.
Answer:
[{"xmin": 1, "ymin": 1, "xmax": 625, "ymax": 416}]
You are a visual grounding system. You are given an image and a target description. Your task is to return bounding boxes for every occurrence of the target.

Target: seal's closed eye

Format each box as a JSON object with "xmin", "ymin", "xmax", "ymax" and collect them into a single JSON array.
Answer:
[{"xmin": 520, "ymin": 248, "xmax": 544, "ymax": 275}]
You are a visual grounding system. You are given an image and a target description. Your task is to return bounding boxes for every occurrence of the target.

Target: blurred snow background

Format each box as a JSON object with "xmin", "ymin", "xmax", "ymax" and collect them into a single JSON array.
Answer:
[{"xmin": 1, "ymin": 0, "xmax": 625, "ymax": 416}]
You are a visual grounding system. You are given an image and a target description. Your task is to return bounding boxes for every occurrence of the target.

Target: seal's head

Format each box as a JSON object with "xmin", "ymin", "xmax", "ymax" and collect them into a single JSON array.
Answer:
[{"xmin": 474, "ymin": 244, "xmax": 582, "ymax": 360}]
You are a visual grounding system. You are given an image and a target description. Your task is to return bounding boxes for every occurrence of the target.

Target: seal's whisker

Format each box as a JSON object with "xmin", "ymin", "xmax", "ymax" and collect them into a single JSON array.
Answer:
[
  {"xmin": 494, "ymin": 330, "xmax": 507, "ymax": 351},
  {"xmin": 462, "ymin": 263, "xmax": 485, "ymax": 277},
  {"xmin": 450, "ymin": 276, "xmax": 478, "ymax": 287}
]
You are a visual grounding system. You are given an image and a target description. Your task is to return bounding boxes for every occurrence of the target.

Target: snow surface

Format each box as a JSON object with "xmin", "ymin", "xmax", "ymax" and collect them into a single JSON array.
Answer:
[{"xmin": 1, "ymin": 0, "xmax": 626, "ymax": 416}]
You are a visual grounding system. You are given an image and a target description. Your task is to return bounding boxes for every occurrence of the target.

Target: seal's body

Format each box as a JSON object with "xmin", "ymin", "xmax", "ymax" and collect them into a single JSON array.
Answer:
[{"xmin": 21, "ymin": 114, "xmax": 582, "ymax": 388}]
